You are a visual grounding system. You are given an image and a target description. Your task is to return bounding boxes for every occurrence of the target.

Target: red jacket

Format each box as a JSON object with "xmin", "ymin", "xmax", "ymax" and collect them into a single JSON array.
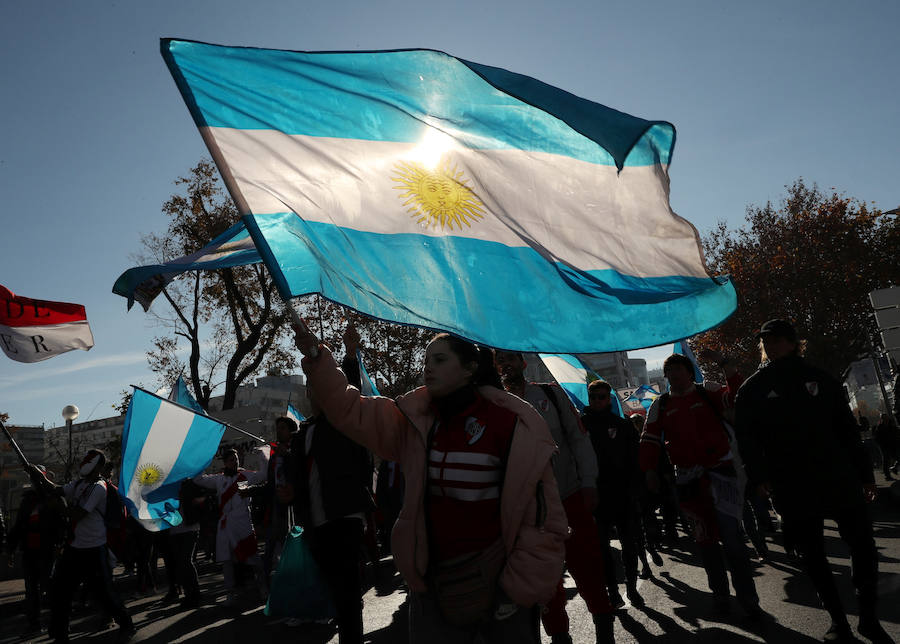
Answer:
[{"xmin": 639, "ymin": 373, "xmax": 743, "ymax": 472}]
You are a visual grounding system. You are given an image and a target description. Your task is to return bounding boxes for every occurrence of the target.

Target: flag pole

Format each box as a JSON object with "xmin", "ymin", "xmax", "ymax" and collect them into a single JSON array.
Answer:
[
  {"xmin": 131, "ymin": 386, "xmax": 267, "ymax": 443},
  {"xmin": 0, "ymin": 419, "xmax": 31, "ymax": 469},
  {"xmin": 316, "ymin": 294, "xmax": 324, "ymax": 338},
  {"xmin": 170, "ymin": 370, "xmax": 184, "ymax": 399}
]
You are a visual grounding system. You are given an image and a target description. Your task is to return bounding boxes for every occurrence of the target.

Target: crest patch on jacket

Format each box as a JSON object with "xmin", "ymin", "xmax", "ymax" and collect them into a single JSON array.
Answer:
[{"xmin": 465, "ymin": 417, "xmax": 486, "ymax": 445}]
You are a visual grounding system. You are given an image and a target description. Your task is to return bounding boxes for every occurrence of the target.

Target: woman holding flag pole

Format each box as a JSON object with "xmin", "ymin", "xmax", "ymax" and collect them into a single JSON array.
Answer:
[{"xmin": 290, "ymin": 317, "xmax": 567, "ymax": 643}]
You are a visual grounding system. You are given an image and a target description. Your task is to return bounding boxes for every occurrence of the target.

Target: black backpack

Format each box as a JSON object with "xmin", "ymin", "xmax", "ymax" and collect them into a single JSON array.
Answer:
[{"xmin": 102, "ymin": 481, "xmax": 126, "ymax": 530}]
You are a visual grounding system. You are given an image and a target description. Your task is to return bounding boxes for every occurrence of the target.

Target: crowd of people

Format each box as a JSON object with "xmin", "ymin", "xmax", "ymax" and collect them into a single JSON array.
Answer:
[{"xmin": 2, "ymin": 317, "xmax": 898, "ymax": 644}]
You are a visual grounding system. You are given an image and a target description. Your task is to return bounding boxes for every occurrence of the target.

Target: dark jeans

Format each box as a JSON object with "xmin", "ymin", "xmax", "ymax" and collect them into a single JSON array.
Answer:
[
  {"xmin": 742, "ymin": 489, "xmax": 771, "ymax": 556},
  {"xmin": 172, "ymin": 530, "xmax": 200, "ymax": 602},
  {"xmin": 879, "ymin": 443, "xmax": 897, "ymax": 476},
  {"xmin": 696, "ymin": 509, "xmax": 759, "ymax": 609},
  {"xmin": 159, "ymin": 531, "xmax": 178, "ymax": 594},
  {"xmin": 133, "ymin": 524, "xmax": 157, "ymax": 591},
  {"xmin": 263, "ymin": 504, "xmax": 292, "ymax": 578},
  {"xmin": 790, "ymin": 503, "xmax": 880, "ymax": 622},
  {"xmin": 596, "ymin": 500, "xmax": 640, "ymax": 590},
  {"xmin": 677, "ymin": 476, "xmax": 758, "ymax": 609},
  {"xmin": 23, "ymin": 549, "xmax": 52, "ymax": 627},
  {"xmin": 50, "ymin": 545, "xmax": 131, "ymax": 641},
  {"xmin": 306, "ymin": 518, "xmax": 365, "ymax": 644}
]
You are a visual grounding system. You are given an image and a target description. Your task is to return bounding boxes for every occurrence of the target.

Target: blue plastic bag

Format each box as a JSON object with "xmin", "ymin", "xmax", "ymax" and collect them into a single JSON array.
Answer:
[{"xmin": 264, "ymin": 525, "xmax": 336, "ymax": 620}]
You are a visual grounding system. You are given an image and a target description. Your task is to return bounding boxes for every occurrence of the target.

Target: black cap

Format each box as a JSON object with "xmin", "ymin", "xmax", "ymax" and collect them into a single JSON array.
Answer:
[{"xmin": 755, "ymin": 319, "xmax": 797, "ymax": 342}]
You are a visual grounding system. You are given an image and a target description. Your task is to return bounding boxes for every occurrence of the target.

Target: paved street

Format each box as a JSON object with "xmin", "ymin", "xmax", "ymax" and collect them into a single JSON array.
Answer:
[{"xmin": 2, "ymin": 474, "xmax": 899, "ymax": 644}]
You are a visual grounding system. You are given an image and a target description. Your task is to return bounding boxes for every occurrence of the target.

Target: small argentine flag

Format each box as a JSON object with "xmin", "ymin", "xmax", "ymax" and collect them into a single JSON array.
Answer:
[
  {"xmin": 286, "ymin": 402, "xmax": 305, "ymax": 426},
  {"xmin": 120, "ymin": 387, "xmax": 225, "ymax": 530},
  {"xmin": 357, "ymin": 349, "xmax": 381, "ymax": 397},
  {"xmin": 168, "ymin": 374, "xmax": 206, "ymax": 414},
  {"xmin": 625, "ymin": 384, "xmax": 662, "ymax": 411},
  {"xmin": 672, "ymin": 339, "xmax": 704, "ymax": 384},
  {"xmin": 114, "ymin": 221, "xmax": 259, "ymax": 312},
  {"xmin": 539, "ymin": 353, "xmax": 625, "ymax": 418}
]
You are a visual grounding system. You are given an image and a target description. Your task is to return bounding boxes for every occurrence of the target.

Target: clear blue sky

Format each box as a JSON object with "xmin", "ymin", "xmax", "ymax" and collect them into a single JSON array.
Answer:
[{"xmin": 1, "ymin": 1, "xmax": 898, "ymax": 427}]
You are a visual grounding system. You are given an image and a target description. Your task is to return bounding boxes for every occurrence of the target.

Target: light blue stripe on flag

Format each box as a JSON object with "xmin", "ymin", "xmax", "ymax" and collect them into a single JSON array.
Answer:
[
  {"xmin": 357, "ymin": 349, "xmax": 381, "ymax": 396},
  {"xmin": 286, "ymin": 402, "xmax": 305, "ymax": 426},
  {"xmin": 162, "ymin": 40, "xmax": 737, "ymax": 353},
  {"xmin": 626, "ymin": 384, "xmax": 662, "ymax": 411},
  {"xmin": 539, "ymin": 354, "xmax": 625, "ymax": 418},
  {"xmin": 245, "ymin": 215, "xmax": 734, "ymax": 353},
  {"xmin": 120, "ymin": 388, "xmax": 225, "ymax": 531},
  {"xmin": 162, "ymin": 41, "xmax": 671, "ymax": 169},
  {"xmin": 169, "ymin": 375, "xmax": 206, "ymax": 414},
  {"xmin": 113, "ymin": 221, "xmax": 260, "ymax": 311}
]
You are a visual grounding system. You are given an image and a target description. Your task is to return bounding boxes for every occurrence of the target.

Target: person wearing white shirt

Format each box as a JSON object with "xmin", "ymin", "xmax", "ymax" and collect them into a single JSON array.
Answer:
[
  {"xmin": 28, "ymin": 450, "xmax": 135, "ymax": 644},
  {"xmin": 194, "ymin": 448, "xmax": 269, "ymax": 606}
]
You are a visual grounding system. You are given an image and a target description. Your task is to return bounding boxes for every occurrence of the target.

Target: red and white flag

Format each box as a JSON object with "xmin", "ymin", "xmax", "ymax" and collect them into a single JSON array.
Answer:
[{"xmin": 0, "ymin": 284, "xmax": 94, "ymax": 363}]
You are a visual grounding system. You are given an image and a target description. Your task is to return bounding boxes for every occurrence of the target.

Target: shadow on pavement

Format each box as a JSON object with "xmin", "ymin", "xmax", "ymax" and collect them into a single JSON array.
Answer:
[{"xmin": 366, "ymin": 598, "xmax": 409, "ymax": 644}]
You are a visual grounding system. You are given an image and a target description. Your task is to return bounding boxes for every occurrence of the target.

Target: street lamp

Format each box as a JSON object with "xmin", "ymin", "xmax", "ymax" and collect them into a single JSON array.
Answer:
[{"xmin": 62, "ymin": 404, "xmax": 79, "ymax": 482}]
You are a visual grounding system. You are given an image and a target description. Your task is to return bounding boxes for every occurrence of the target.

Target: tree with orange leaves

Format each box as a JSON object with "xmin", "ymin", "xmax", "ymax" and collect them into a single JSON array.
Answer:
[{"xmin": 691, "ymin": 179, "xmax": 899, "ymax": 379}]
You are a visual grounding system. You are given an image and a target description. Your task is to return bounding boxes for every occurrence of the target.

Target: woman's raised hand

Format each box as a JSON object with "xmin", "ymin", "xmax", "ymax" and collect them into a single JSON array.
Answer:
[
  {"xmin": 289, "ymin": 308, "xmax": 320, "ymax": 358},
  {"xmin": 343, "ymin": 323, "xmax": 361, "ymax": 354}
]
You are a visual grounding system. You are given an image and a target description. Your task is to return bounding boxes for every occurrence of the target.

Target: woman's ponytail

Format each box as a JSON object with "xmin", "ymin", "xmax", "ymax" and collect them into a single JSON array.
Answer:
[{"xmin": 473, "ymin": 346, "xmax": 502, "ymax": 388}]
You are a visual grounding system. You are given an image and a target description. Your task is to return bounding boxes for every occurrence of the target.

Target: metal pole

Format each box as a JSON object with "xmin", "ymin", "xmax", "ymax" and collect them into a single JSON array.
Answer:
[
  {"xmin": 872, "ymin": 352, "xmax": 895, "ymax": 424},
  {"xmin": 130, "ymin": 386, "xmax": 269, "ymax": 443},
  {"xmin": 867, "ymin": 329, "xmax": 896, "ymax": 424},
  {"xmin": 66, "ymin": 418, "xmax": 73, "ymax": 482},
  {"xmin": 316, "ymin": 294, "xmax": 324, "ymax": 338},
  {"xmin": 0, "ymin": 419, "xmax": 30, "ymax": 468}
]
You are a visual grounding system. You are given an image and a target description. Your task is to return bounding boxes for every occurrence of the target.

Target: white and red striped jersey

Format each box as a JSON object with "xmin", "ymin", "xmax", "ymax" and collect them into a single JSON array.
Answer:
[{"xmin": 426, "ymin": 392, "xmax": 517, "ymax": 561}]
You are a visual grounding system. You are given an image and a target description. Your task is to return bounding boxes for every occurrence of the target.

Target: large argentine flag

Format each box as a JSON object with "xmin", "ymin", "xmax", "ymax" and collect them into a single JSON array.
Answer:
[
  {"xmin": 162, "ymin": 40, "xmax": 737, "ymax": 353},
  {"xmin": 539, "ymin": 353, "xmax": 624, "ymax": 418},
  {"xmin": 120, "ymin": 387, "xmax": 225, "ymax": 530},
  {"xmin": 0, "ymin": 284, "xmax": 94, "ymax": 363},
  {"xmin": 113, "ymin": 221, "xmax": 260, "ymax": 311}
]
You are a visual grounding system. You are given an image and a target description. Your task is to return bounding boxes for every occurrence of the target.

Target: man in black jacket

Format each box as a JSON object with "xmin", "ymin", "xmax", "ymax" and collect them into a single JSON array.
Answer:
[
  {"xmin": 278, "ymin": 335, "xmax": 374, "ymax": 644},
  {"xmin": 7, "ymin": 467, "xmax": 66, "ymax": 635},
  {"xmin": 735, "ymin": 319, "xmax": 892, "ymax": 644},
  {"xmin": 262, "ymin": 415, "xmax": 298, "ymax": 579},
  {"xmin": 874, "ymin": 414, "xmax": 898, "ymax": 480},
  {"xmin": 582, "ymin": 379, "xmax": 646, "ymax": 608}
]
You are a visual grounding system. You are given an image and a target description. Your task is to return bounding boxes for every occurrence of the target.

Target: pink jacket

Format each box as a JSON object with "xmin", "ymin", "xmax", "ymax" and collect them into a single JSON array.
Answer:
[{"xmin": 304, "ymin": 348, "xmax": 568, "ymax": 607}]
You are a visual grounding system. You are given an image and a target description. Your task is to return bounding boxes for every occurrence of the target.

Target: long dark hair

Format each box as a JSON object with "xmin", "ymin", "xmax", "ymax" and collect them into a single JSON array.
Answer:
[{"xmin": 429, "ymin": 333, "xmax": 501, "ymax": 388}]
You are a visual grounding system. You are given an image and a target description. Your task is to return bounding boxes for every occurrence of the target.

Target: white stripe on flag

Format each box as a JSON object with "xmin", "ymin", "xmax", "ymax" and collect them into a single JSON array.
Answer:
[
  {"xmin": 209, "ymin": 127, "xmax": 706, "ymax": 279},
  {"xmin": 540, "ymin": 355, "xmax": 588, "ymax": 387},
  {"xmin": 0, "ymin": 320, "xmax": 93, "ymax": 363},
  {"xmin": 124, "ymin": 402, "xmax": 196, "ymax": 519}
]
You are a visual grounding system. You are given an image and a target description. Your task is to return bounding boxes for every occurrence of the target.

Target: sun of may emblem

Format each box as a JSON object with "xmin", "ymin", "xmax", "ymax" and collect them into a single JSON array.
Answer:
[
  {"xmin": 136, "ymin": 463, "xmax": 163, "ymax": 487},
  {"xmin": 391, "ymin": 158, "xmax": 486, "ymax": 230}
]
